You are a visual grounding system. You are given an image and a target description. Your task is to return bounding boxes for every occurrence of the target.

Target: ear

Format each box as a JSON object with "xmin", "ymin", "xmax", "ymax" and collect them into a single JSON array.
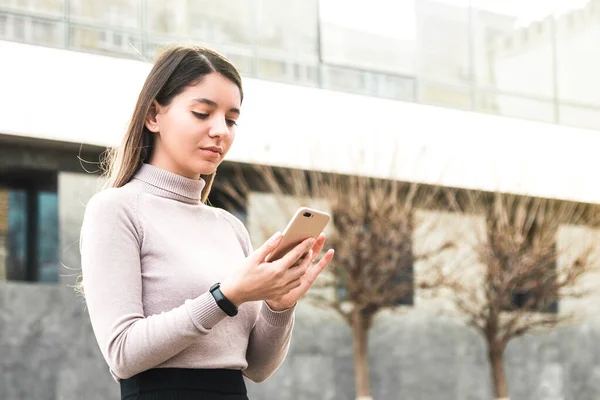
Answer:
[{"xmin": 145, "ymin": 100, "xmax": 161, "ymax": 133}]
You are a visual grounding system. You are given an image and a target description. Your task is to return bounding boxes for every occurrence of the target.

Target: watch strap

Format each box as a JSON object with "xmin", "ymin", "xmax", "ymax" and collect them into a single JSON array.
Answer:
[{"xmin": 209, "ymin": 283, "xmax": 238, "ymax": 317}]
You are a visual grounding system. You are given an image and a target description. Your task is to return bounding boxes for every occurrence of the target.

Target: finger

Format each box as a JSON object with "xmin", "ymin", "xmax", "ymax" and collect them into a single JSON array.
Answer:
[
  {"xmin": 289, "ymin": 250, "xmax": 312, "ymax": 280},
  {"xmin": 253, "ymin": 232, "xmax": 283, "ymax": 263},
  {"xmin": 283, "ymin": 277, "xmax": 303, "ymax": 292},
  {"xmin": 277, "ymin": 237, "xmax": 315, "ymax": 268},
  {"xmin": 290, "ymin": 249, "xmax": 311, "ymax": 268},
  {"xmin": 310, "ymin": 233, "xmax": 326, "ymax": 258},
  {"xmin": 305, "ymin": 249, "xmax": 335, "ymax": 284}
]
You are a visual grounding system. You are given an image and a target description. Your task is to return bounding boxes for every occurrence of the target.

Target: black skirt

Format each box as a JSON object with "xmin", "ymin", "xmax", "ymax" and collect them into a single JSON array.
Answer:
[{"xmin": 120, "ymin": 368, "xmax": 249, "ymax": 400}]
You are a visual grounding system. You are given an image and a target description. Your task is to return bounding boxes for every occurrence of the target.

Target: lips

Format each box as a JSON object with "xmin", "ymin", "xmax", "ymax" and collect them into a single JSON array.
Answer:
[
  {"xmin": 200, "ymin": 146, "xmax": 222, "ymax": 154},
  {"xmin": 200, "ymin": 146, "xmax": 222, "ymax": 160}
]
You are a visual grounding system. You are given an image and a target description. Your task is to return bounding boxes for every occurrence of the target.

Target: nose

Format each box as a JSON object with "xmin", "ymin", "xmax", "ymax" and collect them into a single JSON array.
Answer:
[{"xmin": 208, "ymin": 115, "xmax": 229, "ymax": 138}]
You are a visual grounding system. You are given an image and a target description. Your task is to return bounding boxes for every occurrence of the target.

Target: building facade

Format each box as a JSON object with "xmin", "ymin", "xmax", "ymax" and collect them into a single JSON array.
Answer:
[{"xmin": 2, "ymin": 1, "xmax": 600, "ymax": 399}]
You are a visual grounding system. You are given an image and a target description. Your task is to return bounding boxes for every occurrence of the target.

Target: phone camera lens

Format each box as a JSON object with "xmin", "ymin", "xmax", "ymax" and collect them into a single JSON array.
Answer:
[{"xmin": 303, "ymin": 212, "xmax": 312, "ymax": 218}]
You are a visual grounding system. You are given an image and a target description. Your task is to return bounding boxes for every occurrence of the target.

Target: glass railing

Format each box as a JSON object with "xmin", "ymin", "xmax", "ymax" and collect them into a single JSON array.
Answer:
[{"xmin": 2, "ymin": 0, "xmax": 600, "ymax": 131}]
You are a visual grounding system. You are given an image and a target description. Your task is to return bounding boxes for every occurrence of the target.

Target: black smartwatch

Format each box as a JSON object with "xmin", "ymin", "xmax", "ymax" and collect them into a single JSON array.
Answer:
[{"xmin": 209, "ymin": 283, "xmax": 238, "ymax": 317}]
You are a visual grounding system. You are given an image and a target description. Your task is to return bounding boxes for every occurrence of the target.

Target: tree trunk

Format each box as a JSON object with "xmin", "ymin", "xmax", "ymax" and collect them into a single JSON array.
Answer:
[
  {"xmin": 352, "ymin": 309, "xmax": 373, "ymax": 400},
  {"xmin": 488, "ymin": 341, "xmax": 509, "ymax": 400}
]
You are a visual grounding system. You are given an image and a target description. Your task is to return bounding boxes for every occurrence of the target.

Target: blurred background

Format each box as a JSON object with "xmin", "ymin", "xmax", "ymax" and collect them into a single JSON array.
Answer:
[{"xmin": 2, "ymin": 0, "xmax": 600, "ymax": 399}]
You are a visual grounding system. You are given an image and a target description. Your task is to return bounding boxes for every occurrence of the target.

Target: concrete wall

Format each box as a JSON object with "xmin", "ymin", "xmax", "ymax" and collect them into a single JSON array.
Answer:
[
  {"xmin": 2, "ymin": 283, "xmax": 600, "ymax": 400},
  {"xmin": 0, "ymin": 283, "xmax": 117, "ymax": 400}
]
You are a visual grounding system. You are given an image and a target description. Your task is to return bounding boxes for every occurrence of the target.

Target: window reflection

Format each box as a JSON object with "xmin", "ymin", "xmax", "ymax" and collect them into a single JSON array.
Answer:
[
  {"xmin": 477, "ymin": 91, "xmax": 555, "ymax": 123},
  {"xmin": 5, "ymin": 0, "xmax": 63, "ymax": 16},
  {"xmin": 146, "ymin": 0, "xmax": 256, "ymax": 47},
  {"xmin": 555, "ymin": 0, "xmax": 600, "ymax": 128},
  {"xmin": 320, "ymin": 0, "xmax": 416, "ymax": 75},
  {"xmin": 0, "ymin": 190, "xmax": 5, "ymax": 281},
  {"xmin": 0, "ymin": 14, "xmax": 63, "ymax": 46},
  {"xmin": 4, "ymin": 190, "xmax": 27, "ymax": 281},
  {"xmin": 69, "ymin": 0, "xmax": 138, "ymax": 29},
  {"xmin": 69, "ymin": 25, "xmax": 142, "ymax": 57},
  {"xmin": 259, "ymin": 0, "xmax": 318, "ymax": 56},
  {"xmin": 38, "ymin": 191, "xmax": 59, "ymax": 283},
  {"xmin": 0, "ymin": 187, "xmax": 59, "ymax": 283},
  {"xmin": 416, "ymin": 0, "xmax": 471, "ymax": 85},
  {"xmin": 2, "ymin": 0, "xmax": 600, "ymax": 130}
]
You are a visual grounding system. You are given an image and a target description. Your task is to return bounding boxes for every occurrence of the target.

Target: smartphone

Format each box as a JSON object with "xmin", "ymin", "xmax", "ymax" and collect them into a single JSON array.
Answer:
[{"xmin": 267, "ymin": 207, "xmax": 331, "ymax": 263}]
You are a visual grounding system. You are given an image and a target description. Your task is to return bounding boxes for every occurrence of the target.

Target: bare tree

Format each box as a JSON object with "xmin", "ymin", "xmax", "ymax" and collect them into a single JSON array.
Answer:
[
  {"xmin": 420, "ymin": 190, "xmax": 600, "ymax": 400},
  {"xmin": 214, "ymin": 165, "xmax": 447, "ymax": 400}
]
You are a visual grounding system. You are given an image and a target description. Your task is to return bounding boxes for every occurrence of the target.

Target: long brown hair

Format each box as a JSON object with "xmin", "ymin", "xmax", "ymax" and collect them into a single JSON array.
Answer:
[
  {"xmin": 102, "ymin": 44, "xmax": 243, "ymax": 203},
  {"xmin": 75, "ymin": 45, "xmax": 243, "ymax": 298}
]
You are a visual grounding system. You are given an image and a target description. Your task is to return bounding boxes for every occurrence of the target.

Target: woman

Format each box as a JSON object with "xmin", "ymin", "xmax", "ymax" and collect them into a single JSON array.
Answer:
[{"xmin": 79, "ymin": 44, "xmax": 334, "ymax": 400}]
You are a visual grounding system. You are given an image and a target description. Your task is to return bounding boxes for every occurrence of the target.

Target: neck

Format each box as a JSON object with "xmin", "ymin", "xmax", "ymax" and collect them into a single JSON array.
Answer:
[
  {"xmin": 148, "ymin": 157, "xmax": 201, "ymax": 180},
  {"xmin": 132, "ymin": 163, "xmax": 206, "ymax": 204}
]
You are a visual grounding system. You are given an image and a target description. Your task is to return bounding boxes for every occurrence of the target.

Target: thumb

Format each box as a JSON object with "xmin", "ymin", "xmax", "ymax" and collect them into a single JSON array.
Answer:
[{"xmin": 252, "ymin": 232, "xmax": 283, "ymax": 263}]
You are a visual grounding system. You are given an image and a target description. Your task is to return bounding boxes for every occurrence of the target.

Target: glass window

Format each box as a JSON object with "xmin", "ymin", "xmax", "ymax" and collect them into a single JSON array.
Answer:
[
  {"xmin": 321, "ymin": 64, "xmax": 371, "ymax": 96},
  {"xmin": 0, "ymin": 15, "xmax": 62, "ymax": 46},
  {"xmin": 69, "ymin": 0, "xmax": 139, "ymax": 29},
  {"xmin": 3, "ymin": 189, "xmax": 27, "ymax": 281},
  {"xmin": 0, "ymin": 15, "xmax": 7, "ymax": 37},
  {"xmin": 416, "ymin": 0, "xmax": 471, "ymax": 85},
  {"xmin": 31, "ymin": 19, "xmax": 63, "ymax": 46},
  {"xmin": 69, "ymin": 24, "xmax": 142, "ymax": 57},
  {"xmin": 419, "ymin": 82, "xmax": 472, "ymax": 110},
  {"xmin": 37, "ymin": 192, "xmax": 59, "ymax": 283},
  {"xmin": 223, "ymin": 52, "xmax": 254, "ymax": 77},
  {"xmin": 12, "ymin": 15, "xmax": 26, "ymax": 41},
  {"xmin": 145, "ymin": 1, "xmax": 192, "ymax": 37},
  {"xmin": 257, "ymin": 58, "xmax": 290, "ymax": 83},
  {"xmin": 554, "ymin": 1, "xmax": 600, "ymax": 109},
  {"xmin": 320, "ymin": 0, "xmax": 416, "ymax": 75},
  {"xmin": 0, "ymin": 175, "xmax": 59, "ymax": 283},
  {"xmin": 146, "ymin": 0, "xmax": 256, "ymax": 47},
  {"xmin": 257, "ymin": 57, "xmax": 318, "ymax": 87},
  {"xmin": 8, "ymin": 0, "xmax": 63, "ymax": 16},
  {"xmin": 322, "ymin": 64, "xmax": 416, "ymax": 101},
  {"xmin": 471, "ymin": 0, "xmax": 556, "ymax": 98},
  {"xmin": 476, "ymin": 91, "xmax": 555, "ymax": 123},
  {"xmin": 558, "ymin": 105, "xmax": 600, "ymax": 131},
  {"xmin": 258, "ymin": 0, "xmax": 318, "ymax": 58},
  {"xmin": 0, "ymin": 194, "xmax": 5, "ymax": 281},
  {"xmin": 375, "ymin": 73, "xmax": 417, "ymax": 102}
]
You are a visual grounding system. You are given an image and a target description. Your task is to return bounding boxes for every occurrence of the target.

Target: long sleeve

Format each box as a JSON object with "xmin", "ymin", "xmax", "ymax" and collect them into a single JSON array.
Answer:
[
  {"xmin": 80, "ymin": 190, "xmax": 227, "ymax": 380},
  {"xmin": 217, "ymin": 210, "xmax": 297, "ymax": 382},
  {"xmin": 243, "ymin": 302, "xmax": 296, "ymax": 382}
]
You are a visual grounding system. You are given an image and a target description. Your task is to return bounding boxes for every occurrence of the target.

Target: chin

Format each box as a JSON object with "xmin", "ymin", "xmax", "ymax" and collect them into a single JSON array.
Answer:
[{"xmin": 192, "ymin": 162, "xmax": 219, "ymax": 177}]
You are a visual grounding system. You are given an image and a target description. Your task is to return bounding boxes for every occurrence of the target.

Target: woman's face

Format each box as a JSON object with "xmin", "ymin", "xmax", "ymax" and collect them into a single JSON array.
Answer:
[{"xmin": 146, "ymin": 72, "xmax": 241, "ymax": 179}]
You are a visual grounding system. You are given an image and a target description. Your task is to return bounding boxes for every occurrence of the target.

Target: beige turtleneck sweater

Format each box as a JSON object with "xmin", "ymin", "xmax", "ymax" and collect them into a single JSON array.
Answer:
[{"xmin": 80, "ymin": 163, "xmax": 295, "ymax": 383}]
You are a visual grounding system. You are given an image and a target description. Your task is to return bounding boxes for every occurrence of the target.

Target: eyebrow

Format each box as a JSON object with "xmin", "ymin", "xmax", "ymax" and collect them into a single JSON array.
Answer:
[{"xmin": 192, "ymin": 98, "xmax": 240, "ymax": 115}]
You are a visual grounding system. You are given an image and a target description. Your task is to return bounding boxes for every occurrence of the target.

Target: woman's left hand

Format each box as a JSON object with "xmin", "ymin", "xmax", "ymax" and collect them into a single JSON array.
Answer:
[{"xmin": 266, "ymin": 233, "xmax": 334, "ymax": 311}]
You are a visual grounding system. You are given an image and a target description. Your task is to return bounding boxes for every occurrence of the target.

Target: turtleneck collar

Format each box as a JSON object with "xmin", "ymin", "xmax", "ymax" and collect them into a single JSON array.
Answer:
[{"xmin": 132, "ymin": 163, "xmax": 206, "ymax": 204}]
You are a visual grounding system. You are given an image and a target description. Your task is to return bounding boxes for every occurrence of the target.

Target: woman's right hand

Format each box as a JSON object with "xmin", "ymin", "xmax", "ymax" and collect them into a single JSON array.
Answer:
[{"xmin": 219, "ymin": 232, "xmax": 315, "ymax": 307}]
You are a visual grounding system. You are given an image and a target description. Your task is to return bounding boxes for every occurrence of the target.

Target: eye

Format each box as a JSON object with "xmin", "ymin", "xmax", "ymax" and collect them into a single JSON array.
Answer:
[
  {"xmin": 191, "ymin": 111, "xmax": 209, "ymax": 119},
  {"xmin": 226, "ymin": 119, "xmax": 238, "ymax": 127}
]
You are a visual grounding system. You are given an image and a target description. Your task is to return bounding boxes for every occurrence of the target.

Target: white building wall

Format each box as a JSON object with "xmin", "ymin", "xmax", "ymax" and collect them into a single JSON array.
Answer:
[{"xmin": 1, "ymin": 40, "xmax": 600, "ymax": 205}]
